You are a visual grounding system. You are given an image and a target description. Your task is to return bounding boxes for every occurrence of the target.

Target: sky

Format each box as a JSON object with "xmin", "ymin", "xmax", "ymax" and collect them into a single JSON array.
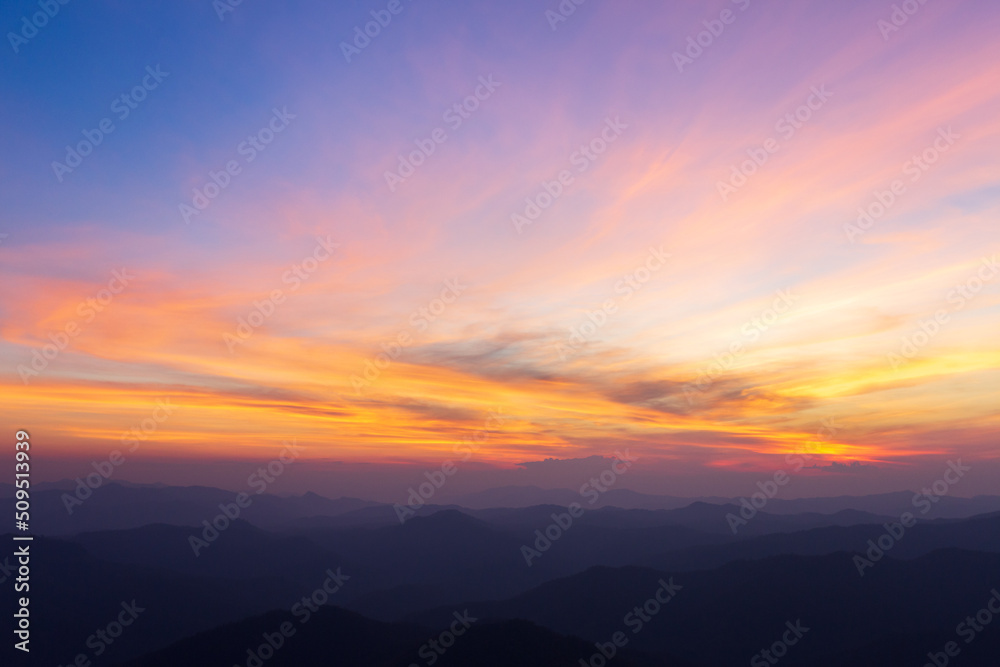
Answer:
[{"xmin": 1, "ymin": 0, "xmax": 998, "ymax": 500}]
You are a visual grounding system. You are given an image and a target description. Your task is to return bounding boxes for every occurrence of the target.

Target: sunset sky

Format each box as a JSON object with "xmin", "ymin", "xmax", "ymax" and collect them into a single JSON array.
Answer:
[{"xmin": 1, "ymin": 0, "xmax": 998, "ymax": 499}]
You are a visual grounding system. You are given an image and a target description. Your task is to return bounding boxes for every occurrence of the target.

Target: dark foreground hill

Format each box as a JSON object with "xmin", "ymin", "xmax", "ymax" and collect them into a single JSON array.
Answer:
[
  {"xmin": 0, "ymin": 535, "xmax": 295, "ymax": 666},
  {"xmin": 5, "ymin": 527, "xmax": 1000, "ymax": 666},
  {"xmin": 118, "ymin": 606, "xmax": 692, "ymax": 667},
  {"xmin": 408, "ymin": 549, "xmax": 1000, "ymax": 666}
]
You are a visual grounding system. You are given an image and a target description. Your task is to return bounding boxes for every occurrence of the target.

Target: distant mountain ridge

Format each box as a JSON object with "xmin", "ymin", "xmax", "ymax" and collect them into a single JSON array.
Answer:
[{"xmin": 4, "ymin": 481, "xmax": 999, "ymax": 536}]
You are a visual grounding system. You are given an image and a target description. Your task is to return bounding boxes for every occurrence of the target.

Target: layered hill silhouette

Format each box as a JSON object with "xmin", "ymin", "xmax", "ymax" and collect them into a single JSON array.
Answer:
[
  {"xmin": 7, "ymin": 481, "xmax": 1000, "ymax": 535},
  {"xmin": 4, "ymin": 484, "xmax": 1000, "ymax": 666},
  {"xmin": 0, "ymin": 534, "xmax": 295, "ymax": 665},
  {"xmin": 407, "ymin": 550, "xmax": 1000, "ymax": 666},
  {"xmin": 119, "ymin": 607, "xmax": 692, "ymax": 667},
  {"xmin": 57, "ymin": 503, "xmax": 952, "ymax": 621},
  {"xmin": 3, "ymin": 481, "xmax": 379, "ymax": 535},
  {"xmin": 640, "ymin": 512, "xmax": 1000, "ymax": 571}
]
